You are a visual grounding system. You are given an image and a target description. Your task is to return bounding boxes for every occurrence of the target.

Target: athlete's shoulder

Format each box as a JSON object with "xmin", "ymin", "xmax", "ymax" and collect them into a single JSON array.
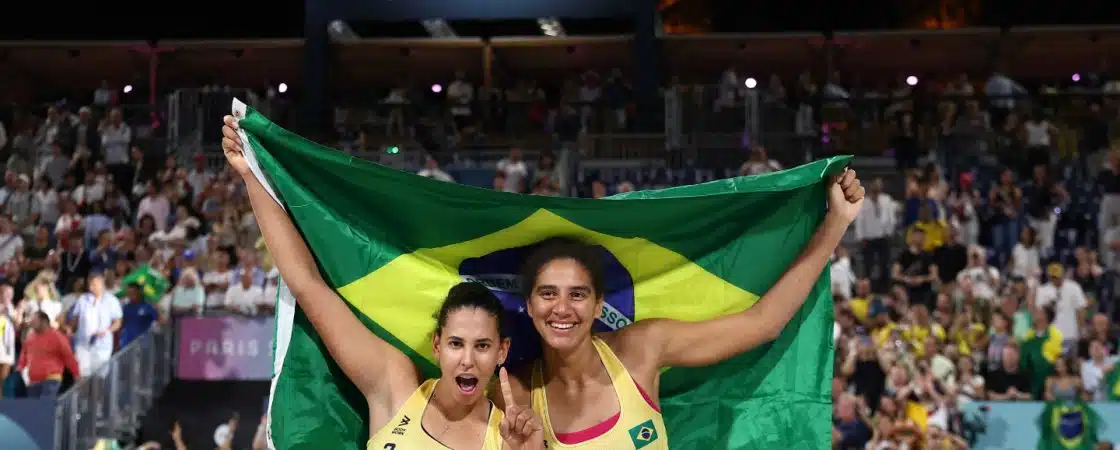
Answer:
[
  {"xmin": 603, "ymin": 320, "xmax": 662, "ymax": 359},
  {"xmin": 600, "ymin": 324, "xmax": 664, "ymax": 382}
]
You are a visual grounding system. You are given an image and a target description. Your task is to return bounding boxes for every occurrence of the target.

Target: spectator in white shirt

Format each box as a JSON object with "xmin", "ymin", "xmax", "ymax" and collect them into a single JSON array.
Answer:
[
  {"xmin": 831, "ymin": 247, "xmax": 857, "ymax": 300},
  {"xmin": 853, "ymin": 179, "xmax": 897, "ymax": 290},
  {"xmin": 496, "ymin": 148, "xmax": 529, "ymax": 193},
  {"xmin": 168, "ymin": 268, "xmax": 205, "ymax": 316},
  {"xmin": 54, "ymin": 199, "xmax": 83, "ymax": 237},
  {"xmin": 71, "ymin": 172, "xmax": 106, "ymax": 208},
  {"xmin": 956, "ymin": 246, "xmax": 1000, "ymax": 301},
  {"xmin": 0, "ymin": 297, "xmax": 15, "ymax": 393},
  {"xmin": 417, "ymin": 155, "xmax": 454, "ymax": 183},
  {"xmin": 1035, "ymin": 263, "xmax": 1088, "ymax": 350},
  {"xmin": 738, "ymin": 147, "xmax": 783, "ymax": 176},
  {"xmin": 68, "ymin": 273, "xmax": 122, "ymax": 376},
  {"xmin": 984, "ymin": 70, "xmax": 1026, "ymax": 127},
  {"xmin": 0, "ymin": 216, "xmax": 25, "ymax": 265},
  {"xmin": 1009, "ymin": 226, "xmax": 1042, "ymax": 282},
  {"xmin": 260, "ymin": 268, "xmax": 280, "ymax": 316},
  {"xmin": 446, "ymin": 71, "xmax": 474, "ymax": 134},
  {"xmin": 225, "ymin": 270, "xmax": 263, "ymax": 315},
  {"xmin": 100, "ymin": 108, "xmax": 131, "ymax": 166},
  {"xmin": 135, "ymin": 183, "xmax": 172, "ymax": 231},
  {"xmin": 22, "ymin": 277, "xmax": 63, "ymax": 328},
  {"xmin": 186, "ymin": 155, "xmax": 214, "ymax": 199},
  {"xmin": 203, "ymin": 250, "xmax": 234, "ymax": 309},
  {"xmin": 93, "ymin": 81, "xmax": 113, "ymax": 106},
  {"xmin": 1081, "ymin": 340, "xmax": 1117, "ymax": 401}
]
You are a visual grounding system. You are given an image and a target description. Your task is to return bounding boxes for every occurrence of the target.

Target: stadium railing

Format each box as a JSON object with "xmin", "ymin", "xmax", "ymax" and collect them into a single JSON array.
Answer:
[{"xmin": 54, "ymin": 326, "xmax": 174, "ymax": 450}]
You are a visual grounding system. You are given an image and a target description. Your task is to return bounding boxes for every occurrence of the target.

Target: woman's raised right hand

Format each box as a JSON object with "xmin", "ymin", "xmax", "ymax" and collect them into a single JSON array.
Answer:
[{"xmin": 221, "ymin": 115, "xmax": 252, "ymax": 177}]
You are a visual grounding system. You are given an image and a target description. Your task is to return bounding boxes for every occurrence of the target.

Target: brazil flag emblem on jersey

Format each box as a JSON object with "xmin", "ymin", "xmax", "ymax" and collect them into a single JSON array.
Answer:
[
  {"xmin": 232, "ymin": 100, "xmax": 842, "ymax": 450},
  {"xmin": 629, "ymin": 419, "xmax": 660, "ymax": 449}
]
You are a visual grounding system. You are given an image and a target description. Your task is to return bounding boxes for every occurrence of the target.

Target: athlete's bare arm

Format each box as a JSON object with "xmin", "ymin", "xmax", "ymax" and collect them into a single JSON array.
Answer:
[
  {"xmin": 614, "ymin": 169, "xmax": 864, "ymax": 374},
  {"xmin": 222, "ymin": 116, "xmax": 419, "ymax": 416}
]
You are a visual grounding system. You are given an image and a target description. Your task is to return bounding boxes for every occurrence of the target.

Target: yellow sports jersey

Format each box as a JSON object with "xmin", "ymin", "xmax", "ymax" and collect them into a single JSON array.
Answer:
[
  {"xmin": 367, "ymin": 379, "xmax": 504, "ymax": 450},
  {"xmin": 951, "ymin": 323, "xmax": 986, "ymax": 356},
  {"xmin": 907, "ymin": 220, "xmax": 948, "ymax": 251},
  {"xmin": 848, "ymin": 297, "xmax": 870, "ymax": 323},
  {"xmin": 531, "ymin": 337, "xmax": 668, "ymax": 449},
  {"xmin": 874, "ymin": 322, "xmax": 899, "ymax": 347},
  {"xmin": 904, "ymin": 323, "xmax": 946, "ymax": 358}
]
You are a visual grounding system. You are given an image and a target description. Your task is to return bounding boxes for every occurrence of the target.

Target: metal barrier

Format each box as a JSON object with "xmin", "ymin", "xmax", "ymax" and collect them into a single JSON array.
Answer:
[{"xmin": 54, "ymin": 327, "xmax": 174, "ymax": 450}]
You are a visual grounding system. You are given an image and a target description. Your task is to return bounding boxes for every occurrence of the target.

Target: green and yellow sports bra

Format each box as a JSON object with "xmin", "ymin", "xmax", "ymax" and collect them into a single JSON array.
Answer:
[
  {"xmin": 530, "ymin": 337, "xmax": 669, "ymax": 449},
  {"xmin": 367, "ymin": 379, "xmax": 505, "ymax": 450}
]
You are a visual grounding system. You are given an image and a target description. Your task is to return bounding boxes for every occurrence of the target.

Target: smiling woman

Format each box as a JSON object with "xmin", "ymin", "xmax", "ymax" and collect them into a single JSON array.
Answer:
[{"xmin": 222, "ymin": 115, "xmax": 546, "ymax": 450}]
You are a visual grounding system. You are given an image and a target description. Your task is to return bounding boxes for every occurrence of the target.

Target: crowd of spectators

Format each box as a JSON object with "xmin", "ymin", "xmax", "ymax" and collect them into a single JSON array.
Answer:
[
  {"xmin": 7, "ymin": 67, "xmax": 1120, "ymax": 450},
  {"xmin": 0, "ymin": 100, "xmax": 275, "ymax": 401},
  {"xmin": 828, "ymin": 72, "xmax": 1120, "ymax": 449}
]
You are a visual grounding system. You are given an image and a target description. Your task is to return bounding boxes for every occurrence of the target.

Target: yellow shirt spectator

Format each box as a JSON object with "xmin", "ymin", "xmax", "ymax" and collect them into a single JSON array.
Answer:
[
  {"xmin": 951, "ymin": 322, "xmax": 987, "ymax": 356},
  {"xmin": 904, "ymin": 323, "xmax": 946, "ymax": 358},
  {"xmin": 907, "ymin": 219, "xmax": 949, "ymax": 252},
  {"xmin": 874, "ymin": 322, "xmax": 899, "ymax": 347},
  {"xmin": 849, "ymin": 296, "xmax": 871, "ymax": 323}
]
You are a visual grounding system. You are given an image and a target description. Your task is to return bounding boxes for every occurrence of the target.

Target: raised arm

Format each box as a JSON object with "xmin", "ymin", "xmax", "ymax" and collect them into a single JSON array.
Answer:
[
  {"xmin": 221, "ymin": 116, "xmax": 416, "ymax": 399},
  {"xmin": 618, "ymin": 168, "xmax": 864, "ymax": 368}
]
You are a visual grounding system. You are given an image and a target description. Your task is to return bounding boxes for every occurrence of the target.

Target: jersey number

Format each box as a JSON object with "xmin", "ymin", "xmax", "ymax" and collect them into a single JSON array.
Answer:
[{"xmin": 384, "ymin": 445, "xmax": 396, "ymax": 450}]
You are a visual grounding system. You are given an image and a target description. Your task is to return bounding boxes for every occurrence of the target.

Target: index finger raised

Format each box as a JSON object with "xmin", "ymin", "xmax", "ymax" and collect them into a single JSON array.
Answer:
[{"xmin": 499, "ymin": 366, "xmax": 515, "ymax": 407}]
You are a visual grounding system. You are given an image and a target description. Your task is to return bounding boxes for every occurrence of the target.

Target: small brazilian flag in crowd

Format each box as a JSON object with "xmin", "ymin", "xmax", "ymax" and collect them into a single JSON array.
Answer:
[
  {"xmin": 233, "ymin": 100, "xmax": 841, "ymax": 450},
  {"xmin": 1037, "ymin": 399, "xmax": 1100, "ymax": 450},
  {"xmin": 1105, "ymin": 367, "xmax": 1120, "ymax": 401},
  {"xmin": 117, "ymin": 264, "xmax": 170, "ymax": 302}
]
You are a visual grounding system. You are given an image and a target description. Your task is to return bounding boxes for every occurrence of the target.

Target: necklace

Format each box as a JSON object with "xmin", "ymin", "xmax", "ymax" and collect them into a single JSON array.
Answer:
[
  {"xmin": 426, "ymin": 393, "xmax": 484, "ymax": 445},
  {"xmin": 65, "ymin": 249, "xmax": 84, "ymax": 272}
]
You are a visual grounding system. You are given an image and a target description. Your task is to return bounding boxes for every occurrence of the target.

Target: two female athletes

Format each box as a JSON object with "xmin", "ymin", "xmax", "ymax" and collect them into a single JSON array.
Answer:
[{"xmin": 221, "ymin": 115, "xmax": 864, "ymax": 449}]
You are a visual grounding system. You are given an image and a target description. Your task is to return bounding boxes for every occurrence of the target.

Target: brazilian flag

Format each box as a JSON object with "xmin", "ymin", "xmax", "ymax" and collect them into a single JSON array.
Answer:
[
  {"xmin": 116, "ymin": 264, "xmax": 170, "ymax": 302},
  {"xmin": 1022, "ymin": 325, "xmax": 1062, "ymax": 400},
  {"xmin": 233, "ymin": 100, "xmax": 841, "ymax": 450},
  {"xmin": 1105, "ymin": 367, "xmax": 1120, "ymax": 401},
  {"xmin": 1037, "ymin": 399, "xmax": 1100, "ymax": 450}
]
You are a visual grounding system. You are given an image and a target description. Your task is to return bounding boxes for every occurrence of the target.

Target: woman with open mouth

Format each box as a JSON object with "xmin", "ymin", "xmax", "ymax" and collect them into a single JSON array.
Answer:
[
  {"xmin": 221, "ymin": 116, "xmax": 544, "ymax": 450},
  {"xmin": 491, "ymin": 168, "xmax": 866, "ymax": 449}
]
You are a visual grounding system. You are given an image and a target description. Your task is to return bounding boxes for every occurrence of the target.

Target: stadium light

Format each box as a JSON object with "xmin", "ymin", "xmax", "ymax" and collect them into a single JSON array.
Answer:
[
  {"xmin": 744, "ymin": 77, "xmax": 757, "ymax": 89},
  {"xmin": 278, "ymin": 83, "xmax": 288, "ymax": 93},
  {"xmin": 1072, "ymin": 73, "xmax": 1081, "ymax": 82},
  {"xmin": 431, "ymin": 84, "xmax": 443, "ymax": 93},
  {"xmin": 905, "ymin": 76, "xmax": 918, "ymax": 86},
  {"xmin": 123, "ymin": 85, "xmax": 133, "ymax": 93},
  {"xmin": 328, "ymin": 20, "xmax": 360, "ymax": 41},
  {"xmin": 537, "ymin": 18, "xmax": 566, "ymax": 37},
  {"xmin": 421, "ymin": 19, "xmax": 458, "ymax": 38}
]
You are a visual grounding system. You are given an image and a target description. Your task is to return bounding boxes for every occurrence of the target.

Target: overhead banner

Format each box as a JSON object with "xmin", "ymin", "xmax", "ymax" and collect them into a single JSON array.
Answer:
[{"xmin": 176, "ymin": 316, "xmax": 274, "ymax": 381}]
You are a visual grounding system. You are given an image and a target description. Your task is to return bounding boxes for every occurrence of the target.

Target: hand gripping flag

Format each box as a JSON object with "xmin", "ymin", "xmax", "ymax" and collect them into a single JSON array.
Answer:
[{"xmin": 232, "ymin": 100, "xmax": 844, "ymax": 450}]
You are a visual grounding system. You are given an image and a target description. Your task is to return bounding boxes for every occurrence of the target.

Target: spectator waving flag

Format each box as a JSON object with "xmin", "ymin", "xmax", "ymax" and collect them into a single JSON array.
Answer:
[
  {"xmin": 117, "ymin": 263, "xmax": 170, "ymax": 302},
  {"xmin": 1106, "ymin": 368, "xmax": 1120, "ymax": 401},
  {"xmin": 1036, "ymin": 399, "xmax": 1100, "ymax": 450},
  {"xmin": 232, "ymin": 99, "xmax": 844, "ymax": 450}
]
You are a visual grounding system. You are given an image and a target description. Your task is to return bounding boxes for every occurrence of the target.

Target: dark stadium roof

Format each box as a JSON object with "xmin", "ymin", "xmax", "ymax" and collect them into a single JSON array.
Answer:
[
  {"xmin": 5, "ymin": 26, "xmax": 1120, "ymax": 92},
  {"xmin": 2, "ymin": 0, "xmax": 1118, "ymax": 42}
]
